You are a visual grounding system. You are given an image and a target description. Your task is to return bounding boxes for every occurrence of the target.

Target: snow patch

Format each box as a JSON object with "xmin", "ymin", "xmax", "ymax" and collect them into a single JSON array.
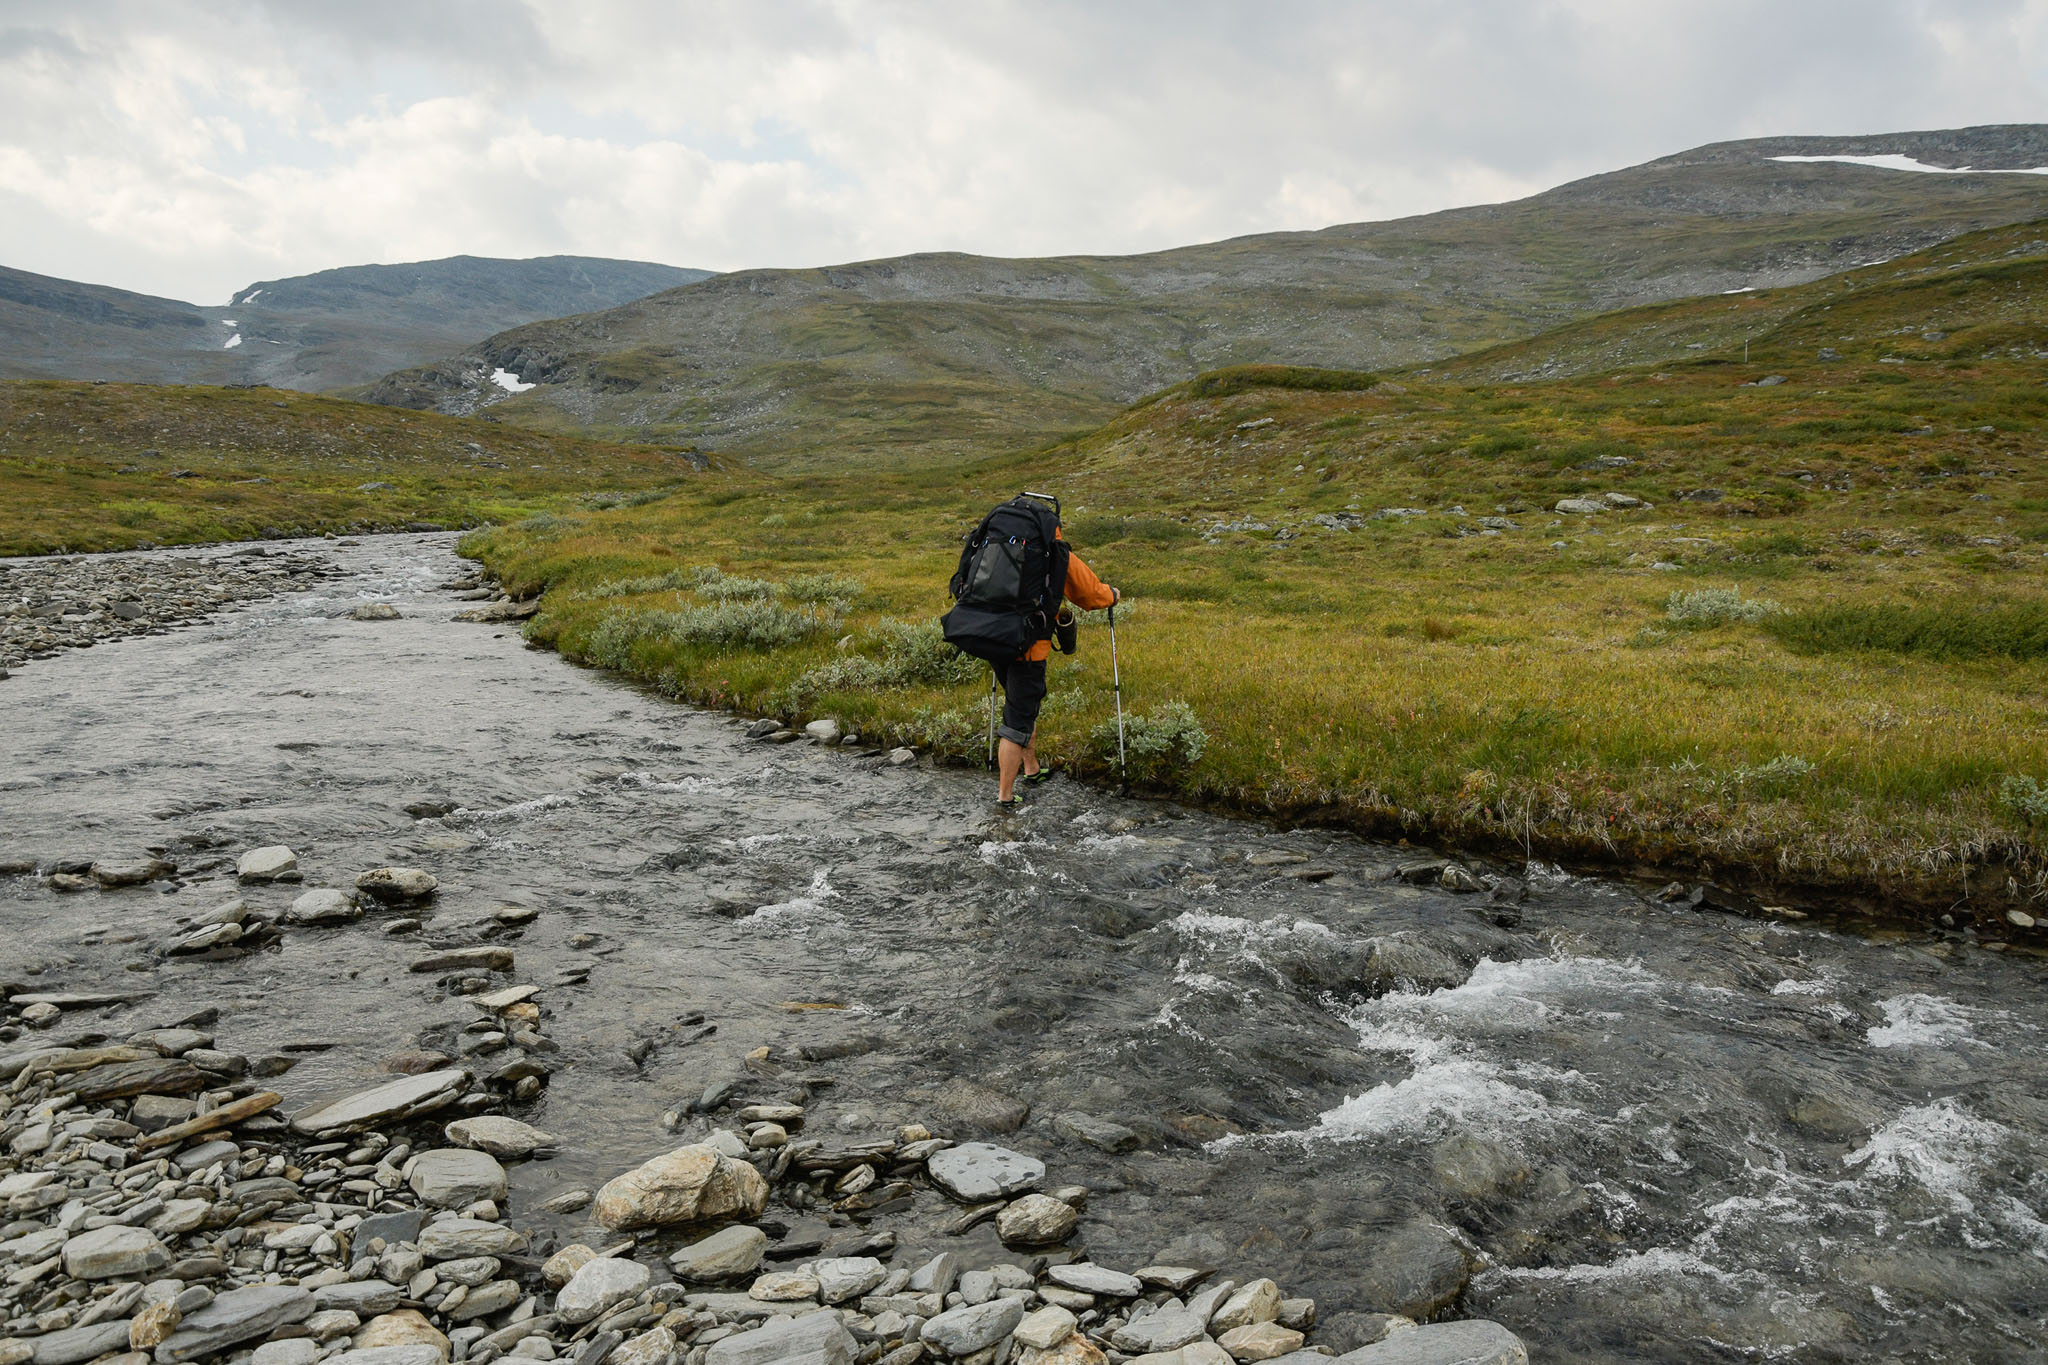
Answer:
[
  {"xmin": 490, "ymin": 368, "xmax": 535, "ymax": 394},
  {"xmin": 221, "ymin": 319, "xmax": 237, "ymax": 327},
  {"xmin": 222, "ymin": 334, "xmax": 242, "ymax": 349},
  {"xmin": 1774, "ymin": 154, "xmax": 2048, "ymax": 176}
]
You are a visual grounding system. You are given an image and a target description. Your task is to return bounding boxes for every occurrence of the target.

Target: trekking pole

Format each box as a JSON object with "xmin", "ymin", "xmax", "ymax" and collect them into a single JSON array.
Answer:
[
  {"xmin": 1109, "ymin": 603, "xmax": 1127, "ymax": 791},
  {"xmin": 986, "ymin": 673, "xmax": 998, "ymax": 771}
]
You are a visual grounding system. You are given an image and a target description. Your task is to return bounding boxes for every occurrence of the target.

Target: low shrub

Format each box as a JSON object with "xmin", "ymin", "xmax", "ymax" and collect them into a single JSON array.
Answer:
[
  {"xmin": 1094, "ymin": 699, "xmax": 1208, "ymax": 783},
  {"xmin": 785, "ymin": 572, "xmax": 864, "ymax": 605},
  {"xmin": 1667, "ymin": 586, "xmax": 1782, "ymax": 626},
  {"xmin": 1764, "ymin": 600, "xmax": 2048, "ymax": 661},
  {"xmin": 1999, "ymin": 775, "xmax": 2048, "ymax": 826},
  {"xmin": 693, "ymin": 565, "xmax": 780, "ymax": 601},
  {"xmin": 789, "ymin": 618, "xmax": 981, "ymax": 698},
  {"xmin": 577, "ymin": 568, "xmax": 693, "ymax": 599},
  {"xmin": 1181, "ymin": 365, "xmax": 1379, "ymax": 401},
  {"xmin": 584, "ymin": 600, "xmax": 840, "ymax": 664}
]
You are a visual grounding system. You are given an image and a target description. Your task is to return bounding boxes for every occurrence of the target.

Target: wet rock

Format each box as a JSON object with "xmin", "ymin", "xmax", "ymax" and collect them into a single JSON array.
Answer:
[
  {"xmin": 1109, "ymin": 1309, "xmax": 1208, "ymax": 1354},
  {"xmin": 930, "ymin": 1077, "xmax": 1030, "ymax": 1135},
  {"xmin": 348, "ymin": 604, "xmax": 402, "ymax": 621},
  {"xmin": 62, "ymin": 1225, "xmax": 170, "ymax": 1279},
  {"xmin": 238, "ymin": 846, "xmax": 299, "ymax": 882},
  {"xmin": 92, "ymin": 857, "xmax": 172, "ymax": 888},
  {"xmin": 745, "ymin": 720, "xmax": 782, "ymax": 740},
  {"xmin": 804, "ymin": 719, "xmax": 842, "ymax": 744},
  {"xmin": 166, "ymin": 922, "xmax": 243, "ymax": 954},
  {"xmin": 407, "ymin": 1148, "xmax": 508, "ymax": 1206},
  {"xmin": 923, "ymin": 1298, "xmax": 1027, "ymax": 1356},
  {"xmin": 704, "ymin": 1311, "xmax": 856, "ymax": 1365},
  {"xmin": 540, "ymin": 1189, "xmax": 593, "ymax": 1215},
  {"xmin": 669, "ymin": 1225, "xmax": 767, "ymax": 1281},
  {"xmin": 558, "ymin": 1257, "xmax": 652, "ymax": 1324},
  {"xmin": 1053, "ymin": 1112, "xmax": 1140, "ymax": 1153},
  {"xmin": 926, "ymin": 1142, "xmax": 1043, "ymax": 1202},
  {"xmin": 1354, "ymin": 1224, "xmax": 1468, "ymax": 1320},
  {"xmin": 286, "ymin": 888, "xmax": 362, "ymax": 925},
  {"xmin": 1330, "ymin": 1320, "xmax": 1526, "ymax": 1365},
  {"xmin": 404, "ymin": 797, "xmax": 460, "ymax": 819},
  {"xmin": 154, "ymin": 1284, "xmax": 315, "ymax": 1362},
  {"xmin": 1431, "ymin": 1136, "xmax": 1527, "ymax": 1199},
  {"xmin": 1438, "ymin": 865, "xmax": 1485, "ymax": 894},
  {"xmin": 293, "ymin": 1070, "xmax": 470, "ymax": 1136},
  {"xmin": 409, "ymin": 947, "xmax": 513, "ymax": 974},
  {"xmin": 444, "ymin": 1115, "xmax": 556, "ymax": 1158},
  {"xmin": 887, "ymin": 749, "xmax": 916, "ymax": 767},
  {"xmin": 1317, "ymin": 1314, "xmax": 1404, "ymax": 1354},
  {"xmin": 593, "ymin": 1142, "xmax": 770, "ymax": 1231},
  {"xmin": 997, "ymin": 1193, "xmax": 1078, "ymax": 1246},
  {"xmin": 1136, "ymin": 1268, "xmax": 1210, "ymax": 1294},
  {"xmin": 358, "ymin": 867, "xmax": 439, "ymax": 903}
]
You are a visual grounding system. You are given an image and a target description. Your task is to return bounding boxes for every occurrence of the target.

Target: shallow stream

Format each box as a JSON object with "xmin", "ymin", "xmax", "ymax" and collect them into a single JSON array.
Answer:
[{"xmin": 3, "ymin": 534, "xmax": 2045, "ymax": 1363}]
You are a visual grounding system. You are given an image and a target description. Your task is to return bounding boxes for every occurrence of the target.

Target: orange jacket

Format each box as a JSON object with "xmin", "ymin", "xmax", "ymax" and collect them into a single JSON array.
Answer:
[{"xmin": 1025, "ymin": 540, "xmax": 1116, "ymax": 662}]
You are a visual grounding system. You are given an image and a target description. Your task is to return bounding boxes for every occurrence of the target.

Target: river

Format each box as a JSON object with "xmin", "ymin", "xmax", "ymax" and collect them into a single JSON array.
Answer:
[{"xmin": 3, "ymin": 533, "xmax": 2044, "ymax": 1363}]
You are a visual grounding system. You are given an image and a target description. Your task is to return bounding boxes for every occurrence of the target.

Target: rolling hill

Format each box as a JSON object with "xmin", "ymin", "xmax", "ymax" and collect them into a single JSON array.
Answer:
[
  {"xmin": 0, "ymin": 255, "xmax": 711, "ymax": 392},
  {"xmin": 362, "ymin": 125, "xmax": 2048, "ymax": 468}
]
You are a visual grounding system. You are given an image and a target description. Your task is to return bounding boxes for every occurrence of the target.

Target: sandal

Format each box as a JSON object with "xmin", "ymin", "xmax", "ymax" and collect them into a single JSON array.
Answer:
[
  {"xmin": 1022, "ymin": 768, "xmax": 1054, "ymax": 786},
  {"xmin": 994, "ymin": 793, "xmax": 1027, "ymax": 810}
]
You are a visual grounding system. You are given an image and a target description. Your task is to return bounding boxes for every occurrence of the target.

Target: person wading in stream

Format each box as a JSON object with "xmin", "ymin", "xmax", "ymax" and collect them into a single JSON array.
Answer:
[{"xmin": 940, "ymin": 492, "xmax": 1119, "ymax": 809}]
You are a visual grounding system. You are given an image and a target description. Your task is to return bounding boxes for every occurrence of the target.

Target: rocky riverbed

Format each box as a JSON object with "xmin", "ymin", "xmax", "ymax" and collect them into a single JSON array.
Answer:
[{"xmin": 2, "ymin": 534, "xmax": 2045, "ymax": 1365}]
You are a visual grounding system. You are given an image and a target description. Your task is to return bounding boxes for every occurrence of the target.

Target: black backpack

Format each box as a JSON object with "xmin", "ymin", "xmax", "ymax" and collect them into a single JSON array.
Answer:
[{"xmin": 940, "ymin": 493, "xmax": 1070, "ymax": 662}]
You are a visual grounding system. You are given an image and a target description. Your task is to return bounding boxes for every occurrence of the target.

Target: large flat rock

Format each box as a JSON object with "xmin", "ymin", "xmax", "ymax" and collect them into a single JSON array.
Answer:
[
  {"xmin": 926, "ymin": 1142, "xmax": 1044, "ymax": 1202},
  {"xmin": 705, "ymin": 1311, "xmax": 856, "ymax": 1365},
  {"xmin": 154, "ymin": 1284, "xmax": 315, "ymax": 1362},
  {"xmin": 1332, "ymin": 1320, "xmax": 1528, "ymax": 1365},
  {"xmin": 291, "ymin": 1069, "xmax": 469, "ymax": 1136}
]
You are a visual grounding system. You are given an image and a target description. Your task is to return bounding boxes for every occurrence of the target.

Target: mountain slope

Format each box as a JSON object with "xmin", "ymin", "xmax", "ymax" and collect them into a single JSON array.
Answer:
[
  {"xmin": 362, "ymin": 125, "xmax": 2048, "ymax": 468},
  {"xmin": 0, "ymin": 255, "xmax": 712, "ymax": 392}
]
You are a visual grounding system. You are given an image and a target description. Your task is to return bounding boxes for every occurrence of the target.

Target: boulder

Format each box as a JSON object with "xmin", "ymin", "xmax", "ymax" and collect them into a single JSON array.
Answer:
[
  {"xmin": 705, "ymin": 1312, "xmax": 857, "ymax": 1365},
  {"xmin": 997, "ymin": 1193, "xmax": 1078, "ymax": 1246},
  {"xmin": 443, "ymin": 1116, "xmax": 555, "ymax": 1158},
  {"xmin": 556, "ymin": 1256, "xmax": 651, "ymax": 1324},
  {"xmin": 347, "ymin": 604, "xmax": 402, "ymax": 621},
  {"xmin": 92, "ymin": 857, "xmax": 171, "ymax": 888},
  {"xmin": 1355, "ymin": 1224, "xmax": 1469, "ymax": 1320},
  {"xmin": 357, "ymin": 867, "xmax": 439, "ymax": 903},
  {"xmin": 923, "ymin": 1298, "xmax": 1027, "ymax": 1356},
  {"xmin": 154, "ymin": 1284, "xmax": 315, "ymax": 1362},
  {"xmin": 926, "ymin": 1142, "xmax": 1044, "ymax": 1202},
  {"xmin": 1553, "ymin": 498, "xmax": 1605, "ymax": 515},
  {"xmin": 592, "ymin": 1142, "xmax": 769, "ymax": 1231},
  {"xmin": 406, "ymin": 1149, "xmax": 508, "ymax": 1207},
  {"xmin": 416, "ymin": 1218, "xmax": 526, "ymax": 1260},
  {"xmin": 669, "ymin": 1225, "xmax": 768, "ymax": 1281},
  {"xmin": 285, "ymin": 889, "xmax": 360, "ymax": 925},
  {"xmin": 237, "ymin": 846, "xmax": 299, "ymax": 882},
  {"xmin": 931, "ymin": 1076, "xmax": 1030, "ymax": 1134},
  {"xmin": 62, "ymin": 1226, "xmax": 169, "ymax": 1279},
  {"xmin": 814, "ymin": 1256, "xmax": 887, "ymax": 1304},
  {"xmin": 1331, "ymin": 1320, "xmax": 1527, "ymax": 1365},
  {"xmin": 1211, "ymin": 1279, "xmax": 1281, "ymax": 1332},
  {"xmin": 1053, "ymin": 1112, "xmax": 1140, "ymax": 1152},
  {"xmin": 293, "ymin": 1070, "xmax": 469, "ymax": 1136}
]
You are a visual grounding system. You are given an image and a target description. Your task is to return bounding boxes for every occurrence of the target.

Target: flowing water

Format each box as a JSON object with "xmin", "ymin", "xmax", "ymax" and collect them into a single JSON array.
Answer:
[{"xmin": 4, "ymin": 534, "xmax": 2046, "ymax": 1363}]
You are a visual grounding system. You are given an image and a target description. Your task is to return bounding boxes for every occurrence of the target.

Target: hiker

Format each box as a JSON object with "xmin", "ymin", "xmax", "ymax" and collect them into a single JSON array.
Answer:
[{"xmin": 939, "ymin": 493, "xmax": 1119, "ymax": 808}]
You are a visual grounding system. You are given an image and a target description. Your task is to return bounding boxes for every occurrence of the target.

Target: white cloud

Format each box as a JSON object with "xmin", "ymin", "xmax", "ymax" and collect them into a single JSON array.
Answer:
[{"xmin": 0, "ymin": 0, "xmax": 2044, "ymax": 302}]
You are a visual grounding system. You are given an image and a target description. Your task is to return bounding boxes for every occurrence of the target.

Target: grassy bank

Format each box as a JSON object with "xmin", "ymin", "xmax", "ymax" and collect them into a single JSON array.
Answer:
[
  {"xmin": 463, "ymin": 304, "xmax": 2048, "ymax": 926},
  {"xmin": 0, "ymin": 381, "xmax": 702, "ymax": 555}
]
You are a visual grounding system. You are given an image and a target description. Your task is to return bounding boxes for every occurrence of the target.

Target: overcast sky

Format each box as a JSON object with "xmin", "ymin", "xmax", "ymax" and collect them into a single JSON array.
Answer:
[{"xmin": 2, "ymin": 0, "xmax": 2045, "ymax": 304}]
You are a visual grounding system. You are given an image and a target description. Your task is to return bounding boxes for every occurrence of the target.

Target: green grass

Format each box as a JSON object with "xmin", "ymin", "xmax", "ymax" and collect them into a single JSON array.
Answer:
[
  {"xmin": 0, "ymin": 382, "xmax": 704, "ymax": 555},
  {"xmin": 1766, "ymin": 600, "xmax": 2048, "ymax": 661}
]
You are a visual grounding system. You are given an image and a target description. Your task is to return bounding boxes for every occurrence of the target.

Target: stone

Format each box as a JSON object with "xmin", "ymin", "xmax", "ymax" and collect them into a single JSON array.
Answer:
[
  {"xmin": 434, "ymin": 1257, "xmax": 501, "ymax": 1288},
  {"xmin": 358, "ymin": 867, "xmax": 439, "ymax": 903},
  {"xmin": 63, "ymin": 1225, "xmax": 170, "ymax": 1279},
  {"xmin": 315, "ymin": 1283, "xmax": 405, "ymax": 1315},
  {"xmin": 238, "ymin": 846, "xmax": 299, "ymax": 882},
  {"xmin": 286, "ymin": 889, "xmax": 361, "ymax": 925},
  {"xmin": 1330, "ymin": 1321, "xmax": 1526, "ymax": 1365},
  {"xmin": 1553, "ymin": 498, "xmax": 1604, "ymax": 515},
  {"xmin": 907, "ymin": 1252, "xmax": 961, "ymax": 1297},
  {"xmin": 1318, "ymin": 1315, "xmax": 1403, "ymax": 1355},
  {"xmin": 128, "ymin": 1095, "xmax": 198, "ymax": 1133},
  {"xmin": 154, "ymin": 1284, "xmax": 316, "ymax": 1362},
  {"xmin": 410, "ymin": 947, "xmax": 513, "ymax": 974},
  {"xmin": 129, "ymin": 1300, "xmax": 182, "ymax": 1350},
  {"xmin": 930, "ymin": 1077, "xmax": 1029, "ymax": 1135},
  {"xmin": 251, "ymin": 1343, "xmax": 322, "ymax": 1365},
  {"xmin": 612, "ymin": 1326, "xmax": 676, "ymax": 1365},
  {"xmin": 1109, "ymin": 1310, "xmax": 1208, "ymax": 1355},
  {"xmin": 354, "ymin": 1311, "xmax": 448, "ymax": 1359},
  {"xmin": 92, "ymin": 857, "xmax": 171, "ymax": 888},
  {"xmin": 443, "ymin": 1115, "xmax": 556, "ymax": 1158},
  {"xmin": 804, "ymin": 719, "xmax": 842, "ymax": 743},
  {"xmin": 1046, "ymin": 1263, "xmax": 1140, "ymax": 1297},
  {"xmin": 1013, "ymin": 1306, "xmax": 1077, "ymax": 1351},
  {"xmin": 417, "ymin": 1218, "xmax": 527, "ymax": 1260},
  {"xmin": 22, "ymin": 1001, "xmax": 60, "ymax": 1027},
  {"xmin": 1211, "ymin": 1280, "xmax": 1281, "ymax": 1332},
  {"xmin": 541, "ymin": 1189, "xmax": 592, "ymax": 1214},
  {"xmin": 1217, "ymin": 1324, "xmax": 1302, "ymax": 1362},
  {"xmin": 326, "ymin": 1350, "xmax": 445, "ymax": 1365},
  {"xmin": 408, "ymin": 1149, "xmax": 509, "ymax": 1206},
  {"xmin": 27, "ymin": 1320, "xmax": 134, "ymax": 1365},
  {"xmin": 669, "ymin": 1225, "xmax": 768, "ymax": 1281},
  {"xmin": 814, "ymin": 1256, "xmax": 887, "ymax": 1304},
  {"xmin": 925, "ymin": 1142, "xmax": 1043, "ymax": 1202},
  {"xmin": 705, "ymin": 1311, "xmax": 857, "ymax": 1365},
  {"xmin": 994, "ymin": 1192, "xmax": 1076, "ymax": 1245},
  {"xmin": 543, "ymin": 1245, "xmax": 599, "ymax": 1288},
  {"xmin": 445, "ymin": 1280, "xmax": 519, "ymax": 1321},
  {"xmin": 592, "ymin": 1142, "xmax": 770, "ymax": 1231},
  {"xmin": 1437, "ymin": 865, "xmax": 1484, "ymax": 894},
  {"xmin": 1053, "ymin": 1112, "xmax": 1139, "ymax": 1152},
  {"xmin": 922, "ymin": 1298, "xmax": 1027, "ymax": 1356},
  {"xmin": 887, "ymin": 749, "xmax": 916, "ymax": 767},
  {"xmin": 293, "ymin": 1070, "xmax": 470, "ymax": 1136},
  {"xmin": 1355, "ymin": 1224, "xmax": 1468, "ymax": 1320},
  {"xmin": 1277, "ymin": 1300, "xmax": 1315, "ymax": 1332},
  {"xmin": 351, "ymin": 1211, "xmax": 428, "ymax": 1264},
  {"xmin": 1136, "ymin": 1268, "xmax": 1209, "ymax": 1294},
  {"xmin": 167, "ymin": 923, "xmax": 243, "ymax": 954},
  {"xmin": 558, "ymin": 1256, "xmax": 652, "ymax": 1324},
  {"xmin": 747, "ymin": 1270, "xmax": 818, "ymax": 1302}
]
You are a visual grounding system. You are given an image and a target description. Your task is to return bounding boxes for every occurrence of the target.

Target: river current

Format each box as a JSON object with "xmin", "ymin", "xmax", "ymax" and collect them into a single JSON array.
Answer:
[{"xmin": 3, "ymin": 534, "xmax": 2045, "ymax": 1363}]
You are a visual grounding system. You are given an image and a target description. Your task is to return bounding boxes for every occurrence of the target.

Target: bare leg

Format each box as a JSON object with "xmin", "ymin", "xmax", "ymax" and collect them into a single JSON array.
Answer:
[{"xmin": 997, "ymin": 737, "xmax": 1028, "ymax": 801}]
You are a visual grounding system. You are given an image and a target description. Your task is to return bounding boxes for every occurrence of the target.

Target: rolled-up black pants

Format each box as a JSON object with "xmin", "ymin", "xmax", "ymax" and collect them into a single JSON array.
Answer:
[{"xmin": 991, "ymin": 657, "xmax": 1048, "ymax": 745}]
